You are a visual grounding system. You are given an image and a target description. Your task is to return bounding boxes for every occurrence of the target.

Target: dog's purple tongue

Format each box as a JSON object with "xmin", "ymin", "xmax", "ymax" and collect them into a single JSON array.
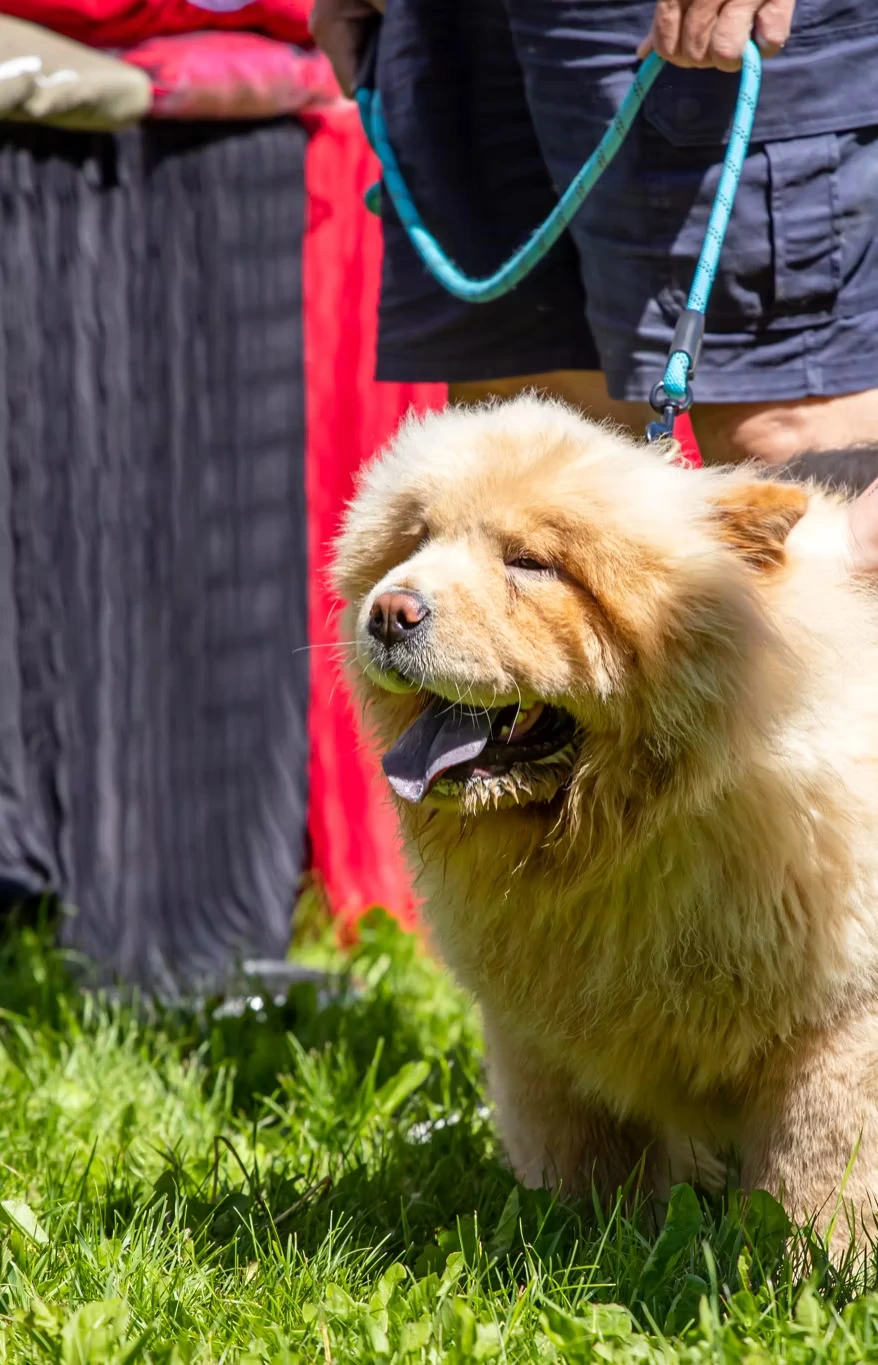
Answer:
[{"xmin": 382, "ymin": 701, "xmax": 492, "ymax": 803}]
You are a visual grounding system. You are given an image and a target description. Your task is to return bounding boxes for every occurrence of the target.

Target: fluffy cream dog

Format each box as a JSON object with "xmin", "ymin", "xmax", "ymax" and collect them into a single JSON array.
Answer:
[{"xmin": 333, "ymin": 395, "xmax": 878, "ymax": 1243}]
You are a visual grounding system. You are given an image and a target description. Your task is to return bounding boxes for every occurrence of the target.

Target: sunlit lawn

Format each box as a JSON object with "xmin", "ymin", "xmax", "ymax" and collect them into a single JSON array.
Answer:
[{"xmin": 0, "ymin": 908, "xmax": 876, "ymax": 1361}]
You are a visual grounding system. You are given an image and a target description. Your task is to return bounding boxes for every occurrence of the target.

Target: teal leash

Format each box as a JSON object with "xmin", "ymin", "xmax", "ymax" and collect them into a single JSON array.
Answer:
[
  {"xmin": 356, "ymin": 39, "xmax": 762, "ymax": 441},
  {"xmin": 357, "ymin": 52, "xmax": 665, "ymax": 304}
]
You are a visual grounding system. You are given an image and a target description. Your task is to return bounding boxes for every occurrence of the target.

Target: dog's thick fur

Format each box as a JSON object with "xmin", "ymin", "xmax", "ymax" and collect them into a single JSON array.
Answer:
[{"xmin": 333, "ymin": 396, "xmax": 878, "ymax": 1243}]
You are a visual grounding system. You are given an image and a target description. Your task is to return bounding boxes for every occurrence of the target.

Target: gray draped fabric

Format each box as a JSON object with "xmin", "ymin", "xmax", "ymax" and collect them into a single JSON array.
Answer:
[{"xmin": 0, "ymin": 119, "xmax": 309, "ymax": 991}]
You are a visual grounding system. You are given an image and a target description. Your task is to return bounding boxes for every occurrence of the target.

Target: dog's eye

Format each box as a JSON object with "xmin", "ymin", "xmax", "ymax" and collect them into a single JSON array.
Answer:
[{"xmin": 507, "ymin": 555, "xmax": 554, "ymax": 576}]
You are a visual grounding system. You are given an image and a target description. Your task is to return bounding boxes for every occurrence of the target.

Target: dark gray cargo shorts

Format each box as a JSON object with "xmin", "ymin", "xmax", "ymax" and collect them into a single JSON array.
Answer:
[{"xmin": 374, "ymin": 0, "xmax": 878, "ymax": 403}]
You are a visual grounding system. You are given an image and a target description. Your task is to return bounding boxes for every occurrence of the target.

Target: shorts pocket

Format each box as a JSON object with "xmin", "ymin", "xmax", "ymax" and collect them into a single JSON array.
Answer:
[
  {"xmin": 652, "ymin": 132, "xmax": 863, "ymax": 332},
  {"xmin": 642, "ymin": 6, "xmax": 878, "ymax": 148},
  {"xmin": 765, "ymin": 135, "xmax": 841, "ymax": 316},
  {"xmin": 643, "ymin": 66, "xmax": 742, "ymax": 149},
  {"xmin": 653, "ymin": 140, "xmax": 774, "ymax": 330}
]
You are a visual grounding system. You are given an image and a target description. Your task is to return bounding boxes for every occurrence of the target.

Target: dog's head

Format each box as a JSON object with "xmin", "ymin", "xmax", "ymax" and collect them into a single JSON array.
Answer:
[{"xmin": 333, "ymin": 397, "xmax": 810, "ymax": 830}]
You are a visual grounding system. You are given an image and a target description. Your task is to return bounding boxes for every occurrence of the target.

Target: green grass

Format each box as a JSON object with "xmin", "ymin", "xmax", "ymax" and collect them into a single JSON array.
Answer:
[{"xmin": 0, "ymin": 910, "xmax": 877, "ymax": 1362}]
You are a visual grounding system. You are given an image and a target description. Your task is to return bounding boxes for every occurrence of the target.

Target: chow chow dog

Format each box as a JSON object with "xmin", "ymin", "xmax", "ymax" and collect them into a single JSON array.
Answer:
[{"xmin": 333, "ymin": 396, "xmax": 878, "ymax": 1244}]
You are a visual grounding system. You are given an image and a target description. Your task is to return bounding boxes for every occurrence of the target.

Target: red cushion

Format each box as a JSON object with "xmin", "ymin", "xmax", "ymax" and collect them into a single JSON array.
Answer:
[
  {"xmin": 122, "ymin": 33, "xmax": 338, "ymax": 119},
  {"xmin": 1, "ymin": 0, "xmax": 311, "ymax": 48}
]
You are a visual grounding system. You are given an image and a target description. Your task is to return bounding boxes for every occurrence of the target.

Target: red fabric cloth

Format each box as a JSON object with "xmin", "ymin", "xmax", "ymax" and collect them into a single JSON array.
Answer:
[
  {"xmin": 676, "ymin": 414, "xmax": 700, "ymax": 465},
  {"xmin": 302, "ymin": 102, "xmax": 701, "ymax": 927},
  {"xmin": 303, "ymin": 101, "xmax": 444, "ymax": 930},
  {"xmin": 1, "ymin": 0, "xmax": 311, "ymax": 48},
  {"xmin": 122, "ymin": 33, "xmax": 338, "ymax": 119}
]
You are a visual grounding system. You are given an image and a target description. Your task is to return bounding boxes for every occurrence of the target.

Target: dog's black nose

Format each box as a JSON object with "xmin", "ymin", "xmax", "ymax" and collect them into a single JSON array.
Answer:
[{"xmin": 368, "ymin": 590, "xmax": 431, "ymax": 646}]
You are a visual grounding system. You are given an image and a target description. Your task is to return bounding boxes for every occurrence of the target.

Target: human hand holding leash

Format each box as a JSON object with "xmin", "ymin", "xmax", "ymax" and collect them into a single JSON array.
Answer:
[
  {"xmin": 638, "ymin": 0, "xmax": 795, "ymax": 70},
  {"xmin": 311, "ymin": 0, "xmax": 794, "ymax": 95}
]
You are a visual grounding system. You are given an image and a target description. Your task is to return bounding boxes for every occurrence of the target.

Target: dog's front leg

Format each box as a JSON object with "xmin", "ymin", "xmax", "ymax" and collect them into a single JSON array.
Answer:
[
  {"xmin": 740, "ymin": 1021, "xmax": 878, "ymax": 1251},
  {"xmin": 482, "ymin": 1008, "xmax": 653, "ymax": 1205}
]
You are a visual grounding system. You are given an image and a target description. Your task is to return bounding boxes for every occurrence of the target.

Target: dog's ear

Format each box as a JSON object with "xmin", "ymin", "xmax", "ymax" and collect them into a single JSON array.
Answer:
[{"xmin": 708, "ymin": 479, "xmax": 808, "ymax": 569}]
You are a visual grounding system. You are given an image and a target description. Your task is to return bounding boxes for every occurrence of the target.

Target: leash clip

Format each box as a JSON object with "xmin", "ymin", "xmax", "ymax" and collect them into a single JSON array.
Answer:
[
  {"xmin": 646, "ymin": 306, "xmax": 704, "ymax": 442},
  {"xmin": 646, "ymin": 380, "xmax": 692, "ymax": 443}
]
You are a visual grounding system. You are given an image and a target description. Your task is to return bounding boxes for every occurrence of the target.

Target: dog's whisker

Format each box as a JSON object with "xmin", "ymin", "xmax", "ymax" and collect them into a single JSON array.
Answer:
[{"xmin": 291, "ymin": 640, "xmax": 360, "ymax": 656}]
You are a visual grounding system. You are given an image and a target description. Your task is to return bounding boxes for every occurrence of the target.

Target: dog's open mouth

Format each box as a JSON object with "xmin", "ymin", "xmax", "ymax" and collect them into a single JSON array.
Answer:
[{"xmin": 382, "ymin": 698, "xmax": 577, "ymax": 804}]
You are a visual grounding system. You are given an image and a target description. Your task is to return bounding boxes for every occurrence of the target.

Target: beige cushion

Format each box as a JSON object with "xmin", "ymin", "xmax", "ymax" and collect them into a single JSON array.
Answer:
[{"xmin": 0, "ymin": 17, "xmax": 151, "ymax": 130}]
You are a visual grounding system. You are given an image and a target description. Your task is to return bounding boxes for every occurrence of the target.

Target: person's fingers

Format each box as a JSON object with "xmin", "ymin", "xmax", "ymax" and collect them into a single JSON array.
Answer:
[
  {"xmin": 648, "ymin": 0, "xmax": 686, "ymax": 64},
  {"xmin": 708, "ymin": 0, "xmax": 759, "ymax": 70},
  {"xmin": 679, "ymin": 0, "xmax": 725, "ymax": 67},
  {"xmin": 753, "ymin": 0, "xmax": 795, "ymax": 56},
  {"xmin": 642, "ymin": 0, "xmax": 793, "ymax": 69}
]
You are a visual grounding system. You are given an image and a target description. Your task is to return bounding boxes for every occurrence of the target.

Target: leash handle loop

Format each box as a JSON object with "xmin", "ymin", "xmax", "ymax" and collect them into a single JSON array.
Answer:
[
  {"xmin": 357, "ymin": 53, "xmax": 666, "ymax": 304},
  {"xmin": 356, "ymin": 38, "xmax": 763, "ymax": 433}
]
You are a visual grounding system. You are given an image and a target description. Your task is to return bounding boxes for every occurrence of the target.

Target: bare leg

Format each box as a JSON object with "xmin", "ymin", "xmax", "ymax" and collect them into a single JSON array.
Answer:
[
  {"xmin": 482, "ymin": 1010, "xmax": 654, "ymax": 1204},
  {"xmin": 740, "ymin": 1022, "xmax": 878, "ymax": 1251},
  {"xmin": 451, "ymin": 369, "xmax": 878, "ymax": 480},
  {"xmin": 692, "ymin": 390, "xmax": 878, "ymax": 467}
]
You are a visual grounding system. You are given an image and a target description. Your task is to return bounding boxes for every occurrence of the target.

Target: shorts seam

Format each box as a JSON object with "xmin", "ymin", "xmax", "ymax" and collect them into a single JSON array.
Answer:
[
  {"xmin": 375, "ymin": 343, "xmax": 599, "ymax": 385},
  {"xmin": 613, "ymin": 352, "xmax": 878, "ymax": 405}
]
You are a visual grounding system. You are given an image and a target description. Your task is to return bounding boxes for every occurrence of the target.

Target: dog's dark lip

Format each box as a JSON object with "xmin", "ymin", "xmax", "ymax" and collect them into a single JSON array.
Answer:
[
  {"xmin": 426, "ymin": 699, "xmax": 578, "ymax": 790},
  {"xmin": 475, "ymin": 702, "xmax": 577, "ymax": 768}
]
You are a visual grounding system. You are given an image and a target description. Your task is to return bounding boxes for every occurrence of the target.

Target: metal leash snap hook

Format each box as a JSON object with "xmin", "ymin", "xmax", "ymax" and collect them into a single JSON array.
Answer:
[{"xmin": 646, "ymin": 381, "xmax": 692, "ymax": 443}]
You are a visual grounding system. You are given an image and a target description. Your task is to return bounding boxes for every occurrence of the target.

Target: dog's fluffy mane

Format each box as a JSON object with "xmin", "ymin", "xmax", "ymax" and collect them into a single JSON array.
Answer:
[{"xmin": 337, "ymin": 397, "xmax": 876, "ymax": 886}]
